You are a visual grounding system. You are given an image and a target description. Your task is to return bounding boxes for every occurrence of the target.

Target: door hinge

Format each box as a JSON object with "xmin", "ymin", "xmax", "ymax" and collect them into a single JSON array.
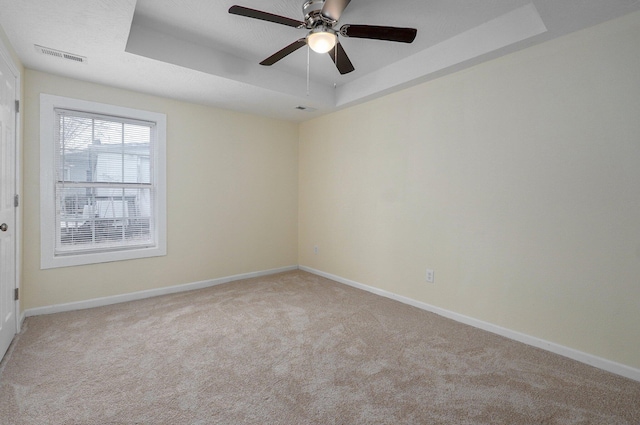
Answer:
[
  {"xmin": 14, "ymin": 288, "xmax": 19, "ymax": 301},
  {"xmin": 14, "ymin": 194, "xmax": 19, "ymax": 207},
  {"xmin": 15, "ymin": 100, "xmax": 19, "ymax": 113}
]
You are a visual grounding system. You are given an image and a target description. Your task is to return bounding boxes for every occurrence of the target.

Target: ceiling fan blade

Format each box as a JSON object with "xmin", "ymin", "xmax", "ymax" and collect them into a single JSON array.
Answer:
[
  {"xmin": 340, "ymin": 24, "xmax": 417, "ymax": 43},
  {"xmin": 328, "ymin": 42, "xmax": 355, "ymax": 75},
  {"xmin": 229, "ymin": 5, "xmax": 304, "ymax": 28},
  {"xmin": 321, "ymin": 0, "xmax": 351, "ymax": 22},
  {"xmin": 260, "ymin": 38, "xmax": 307, "ymax": 66}
]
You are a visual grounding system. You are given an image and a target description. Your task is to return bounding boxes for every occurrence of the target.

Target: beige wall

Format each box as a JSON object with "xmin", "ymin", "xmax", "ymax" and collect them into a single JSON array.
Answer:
[
  {"xmin": 299, "ymin": 11, "xmax": 640, "ymax": 369},
  {"xmin": 23, "ymin": 70, "xmax": 299, "ymax": 309}
]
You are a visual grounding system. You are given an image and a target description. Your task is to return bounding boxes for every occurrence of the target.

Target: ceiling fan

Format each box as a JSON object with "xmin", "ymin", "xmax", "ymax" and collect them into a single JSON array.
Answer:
[{"xmin": 229, "ymin": 0, "xmax": 417, "ymax": 75}]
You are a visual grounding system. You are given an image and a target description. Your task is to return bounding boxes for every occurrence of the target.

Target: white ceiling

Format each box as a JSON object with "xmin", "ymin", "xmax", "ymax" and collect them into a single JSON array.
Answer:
[{"xmin": 1, "ymin": 0, "xmax": 639, "ymax": 122}]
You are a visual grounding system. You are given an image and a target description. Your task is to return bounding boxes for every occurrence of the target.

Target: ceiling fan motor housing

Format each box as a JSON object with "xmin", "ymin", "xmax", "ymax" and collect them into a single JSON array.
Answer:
[{"xmin": 303, "ymin": 0, "xmax": 336, "ymax": 28}]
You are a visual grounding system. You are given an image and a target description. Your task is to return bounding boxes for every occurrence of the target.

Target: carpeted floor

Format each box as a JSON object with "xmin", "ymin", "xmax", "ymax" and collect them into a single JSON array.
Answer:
[{"xmin": 1, "ymin": 270, "xmax": 639, "ymax": 424}]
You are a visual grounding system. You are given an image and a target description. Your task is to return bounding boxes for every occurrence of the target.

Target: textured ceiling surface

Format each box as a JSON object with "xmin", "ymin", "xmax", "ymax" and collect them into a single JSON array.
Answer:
[{"xmin": 1, "ymin": 0, "xmax": 639, "ymax": 121}]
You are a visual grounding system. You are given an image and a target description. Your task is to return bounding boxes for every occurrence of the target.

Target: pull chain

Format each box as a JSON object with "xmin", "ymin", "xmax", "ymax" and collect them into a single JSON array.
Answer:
[{"xmin": 306, "ymin": 45, "xmax": 312, "ymax": 96}]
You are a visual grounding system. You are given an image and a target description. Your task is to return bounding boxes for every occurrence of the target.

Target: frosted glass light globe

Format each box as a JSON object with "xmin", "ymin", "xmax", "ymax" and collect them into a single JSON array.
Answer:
[{"xmin": 307, "ymin": 30, "xmax": 337, "ymax": 53}]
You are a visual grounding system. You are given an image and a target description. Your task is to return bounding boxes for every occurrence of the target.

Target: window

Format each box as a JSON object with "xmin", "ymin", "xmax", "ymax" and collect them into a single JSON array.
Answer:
[{"xmin": 40, "ymin": 94, "xmax": 166, "ymax": 269}]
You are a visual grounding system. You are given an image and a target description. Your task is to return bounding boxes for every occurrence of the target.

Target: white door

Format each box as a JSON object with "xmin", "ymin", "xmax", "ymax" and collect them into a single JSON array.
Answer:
[{"xmin": 0, "ymin": 50, "xmax": 17, "ymax": 360}]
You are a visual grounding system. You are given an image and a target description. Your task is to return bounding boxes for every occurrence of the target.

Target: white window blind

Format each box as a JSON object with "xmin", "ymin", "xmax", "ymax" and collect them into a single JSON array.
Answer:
[
  {"xmin": 41, "ymin": 94, "xmax": 166, "ymax": 269},
  {"xmin": 54, "ymin": 109, "xmax": 156, "ymax": 255}
]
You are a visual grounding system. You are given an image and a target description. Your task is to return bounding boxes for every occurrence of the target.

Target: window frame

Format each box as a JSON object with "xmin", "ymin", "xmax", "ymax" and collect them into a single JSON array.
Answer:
[{"xmin": 40, "ymin": 94, "xmax": 167, "ymax": 269}]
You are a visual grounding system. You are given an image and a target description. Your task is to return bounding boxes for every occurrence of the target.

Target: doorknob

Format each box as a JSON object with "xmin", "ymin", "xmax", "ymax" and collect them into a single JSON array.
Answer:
[{"xmin": 0, "ymin": 223, "xmax": 7, "ymax": 232}]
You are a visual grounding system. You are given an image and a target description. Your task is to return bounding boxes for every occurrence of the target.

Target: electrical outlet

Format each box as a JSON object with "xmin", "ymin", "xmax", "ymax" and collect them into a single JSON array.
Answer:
[
  {"xmin": 314, "ymin": 245, "xmax": 319, "ymax": 255},
  {"xmin": 425, "ymin": 268, "xmax": 434, "ymax": 283}
]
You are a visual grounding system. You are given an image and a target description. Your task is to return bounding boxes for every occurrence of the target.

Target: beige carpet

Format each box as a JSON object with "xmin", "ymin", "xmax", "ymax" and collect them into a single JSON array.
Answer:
[{"xmin": 1, "ymin": 270, "xmax": 639, "ymax": 424}]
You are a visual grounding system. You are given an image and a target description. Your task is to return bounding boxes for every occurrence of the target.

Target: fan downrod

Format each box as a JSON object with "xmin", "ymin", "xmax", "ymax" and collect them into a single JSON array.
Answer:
[{"xmin": 303, "ymin": 0, "xmax": 337, "ymax": 28}]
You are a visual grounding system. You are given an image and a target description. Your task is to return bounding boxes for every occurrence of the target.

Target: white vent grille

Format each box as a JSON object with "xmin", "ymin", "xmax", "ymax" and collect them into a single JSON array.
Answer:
[{"xmin": 35, "ymin": 45, "xmax": 87, "ymax": 64}]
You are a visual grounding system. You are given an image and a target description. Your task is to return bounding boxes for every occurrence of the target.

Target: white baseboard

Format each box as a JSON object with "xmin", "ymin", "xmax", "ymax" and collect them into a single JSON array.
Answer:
[
  {"xmin": 24, "ymin": 265, "xmax": 298, "ymax": 318},
  {"xmin": 21, "ymin": 263, "xmax": 640, "ymax": 383},
  {"xmin": 299, "ymin": 265, "xmax": 640, "ymax": 383}
]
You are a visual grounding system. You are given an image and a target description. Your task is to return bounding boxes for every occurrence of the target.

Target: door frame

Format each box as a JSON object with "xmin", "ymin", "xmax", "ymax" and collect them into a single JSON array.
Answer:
[{"xmin": 0, "ymin": 34, "xmax": 22, "ymax": 334}]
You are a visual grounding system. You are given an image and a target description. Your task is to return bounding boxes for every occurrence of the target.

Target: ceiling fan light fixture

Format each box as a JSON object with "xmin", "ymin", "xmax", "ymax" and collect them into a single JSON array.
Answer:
[
  {"xmin": 307, "ymin": 27, "xmax": 337, "ymax": 53},
  {"xmin": 229, "ymin": 2, "xmax": 417, "ymax": 75}
]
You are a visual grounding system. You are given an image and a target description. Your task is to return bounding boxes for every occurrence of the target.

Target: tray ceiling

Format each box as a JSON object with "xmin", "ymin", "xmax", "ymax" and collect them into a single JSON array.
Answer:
[{"xmin": 1, "ymin": 0, "xmax": 639, "ymax": 121}]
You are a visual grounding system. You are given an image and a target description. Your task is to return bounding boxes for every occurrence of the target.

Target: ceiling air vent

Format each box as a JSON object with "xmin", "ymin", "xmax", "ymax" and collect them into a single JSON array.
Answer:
[{"xmin": 34, "ymin": 45, "xmax": 87, "ymax": 64}]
